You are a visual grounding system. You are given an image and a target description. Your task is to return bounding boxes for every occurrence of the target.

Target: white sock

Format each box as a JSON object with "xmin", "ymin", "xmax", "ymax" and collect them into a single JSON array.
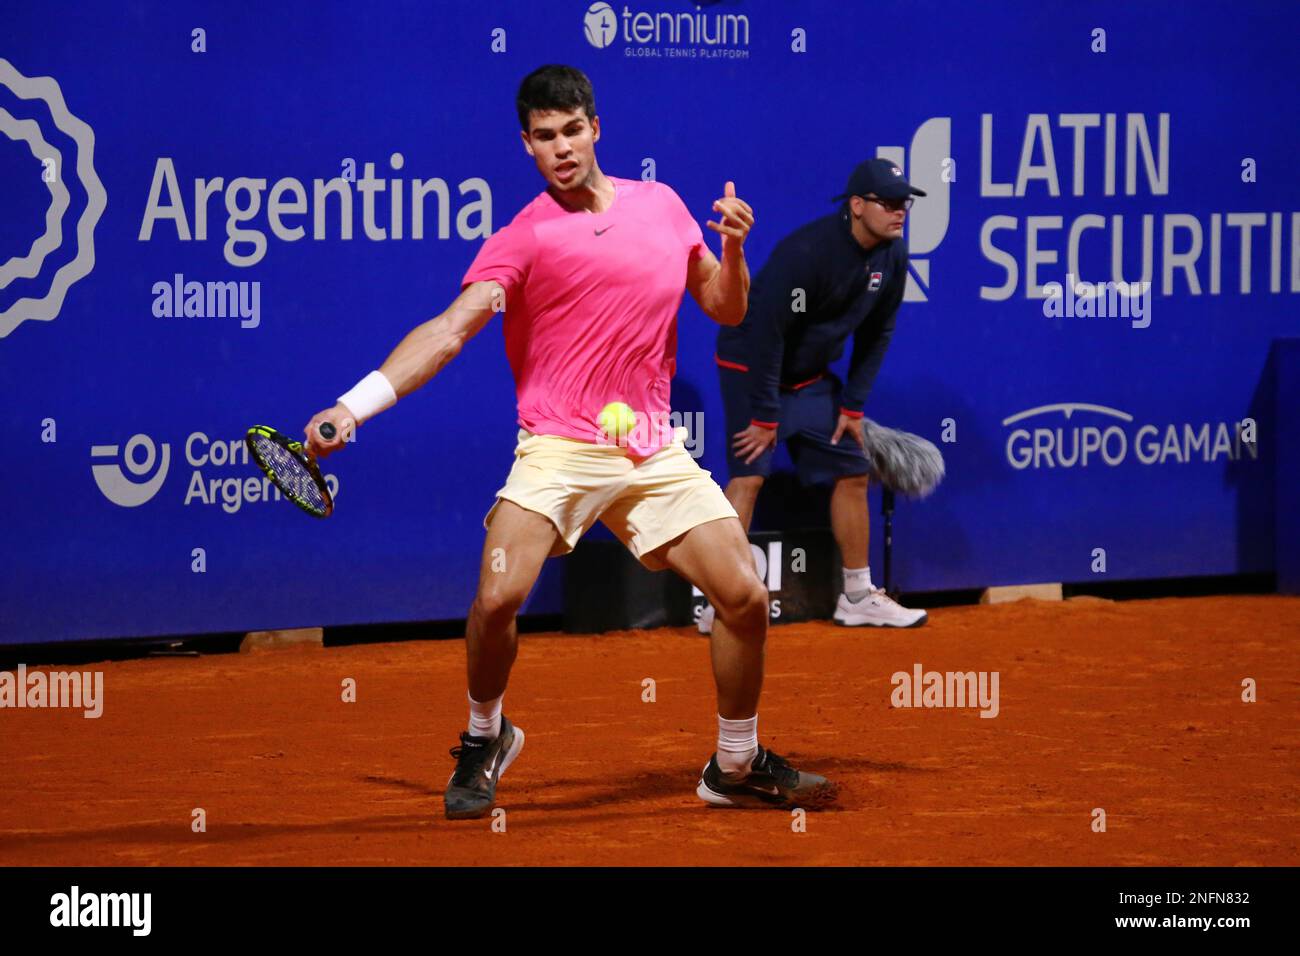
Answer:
[
  {"xmin": 717, "ymin": 714, "xmax": 759, "ymax": 777},
  {"xmin": 843, "ymin": 566, "xmax": 873, "ymax": 602},
  {"xmin": 467, "ymin": 691, "xmax": 503, "ymax": 739}
]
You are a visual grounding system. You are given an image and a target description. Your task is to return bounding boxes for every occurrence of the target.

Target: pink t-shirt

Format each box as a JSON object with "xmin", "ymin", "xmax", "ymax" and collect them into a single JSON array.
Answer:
[{"xmin": 461, "ymin": 176, "xmax": 706, "ymax": 458}]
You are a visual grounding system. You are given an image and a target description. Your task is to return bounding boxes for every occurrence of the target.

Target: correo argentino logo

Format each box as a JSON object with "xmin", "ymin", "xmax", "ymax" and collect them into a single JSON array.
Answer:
[
  {"xmin": 92, "ymin": 435, "xmax": 171, "ymax": 507},
  {"xmin": 88, "ymin": 428, "xmax": 341, "ymax": 513},
  {"xmin": 0, "ymin": 58, "xmax": 107, "ymax": 338},
  {"xmin": 877, "ymin": 117, "xmax": 951, "ymax": 302}
]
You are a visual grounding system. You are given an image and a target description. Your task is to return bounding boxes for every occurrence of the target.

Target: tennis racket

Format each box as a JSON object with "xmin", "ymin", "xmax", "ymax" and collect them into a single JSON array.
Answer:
[{"xmin": 245, "ymin": 422, "xmax": 337, "ymax": 518}]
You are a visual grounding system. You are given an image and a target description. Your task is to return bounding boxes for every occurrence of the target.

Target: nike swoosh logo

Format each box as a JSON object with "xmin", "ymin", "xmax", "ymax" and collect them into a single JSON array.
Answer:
[
  {"xmin": 751, "ymin": 784, "xmax": 780, "ymax": 796},
  {"xmin": 594, "ymin": 226, "xmax": 613, "ymax": 235},
  {"xmin": 483, "ymin": 753, "xmax": 499, "ymax": 778}
]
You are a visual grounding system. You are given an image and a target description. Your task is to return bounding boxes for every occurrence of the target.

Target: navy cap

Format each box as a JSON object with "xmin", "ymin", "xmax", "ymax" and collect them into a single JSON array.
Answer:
[{"xmin": 832, "ymin": 158, "xmax": 927, "ymax": 202}]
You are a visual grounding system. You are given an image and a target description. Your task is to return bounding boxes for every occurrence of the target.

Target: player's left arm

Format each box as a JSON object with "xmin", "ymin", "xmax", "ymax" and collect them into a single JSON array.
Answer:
[
  {"xmin": 832, "ymin": 255, "xmax": 906, "ymax": 447},
  {"xmin": 686, "ymin": 181, "xmax": 752, "ymax": 326}
]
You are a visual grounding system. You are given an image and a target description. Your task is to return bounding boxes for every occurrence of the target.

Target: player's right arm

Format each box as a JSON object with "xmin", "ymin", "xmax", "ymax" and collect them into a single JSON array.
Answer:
[
  {"xmin": 303, "ymin": 280, "xmax": 502, "ymax": 456},
  {"xmin": 376, "ymin": 281, "xmax": 501, "ymax": 399}
]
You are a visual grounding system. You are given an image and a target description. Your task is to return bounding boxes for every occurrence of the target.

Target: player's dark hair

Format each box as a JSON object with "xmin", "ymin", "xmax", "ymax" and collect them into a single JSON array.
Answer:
[{"xmin": 516, "ymin": 65, "xmax": 597, "ymax": 132}]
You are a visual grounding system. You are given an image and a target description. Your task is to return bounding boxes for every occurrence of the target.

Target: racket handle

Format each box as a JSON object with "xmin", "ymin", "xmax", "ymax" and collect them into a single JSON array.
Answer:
[{"xmin": 318, "ymin": 422, "xmax": 337, "ymax": 441}]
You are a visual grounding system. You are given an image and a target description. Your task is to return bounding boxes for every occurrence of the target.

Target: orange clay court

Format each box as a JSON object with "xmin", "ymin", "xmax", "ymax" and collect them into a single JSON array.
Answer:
[{"xmin": 2, "ymin": 595, "xmax": 1297, "ymax": 867}]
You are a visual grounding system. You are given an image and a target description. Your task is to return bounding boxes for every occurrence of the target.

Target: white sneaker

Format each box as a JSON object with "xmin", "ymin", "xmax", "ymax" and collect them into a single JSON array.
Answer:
[
  {"xmin": 696, "ymin": 603, "xmax": 715, "ymax": 635},
  {"xmin": 833, "ymin": 588, "xmax": 928, "ymax": 628}
]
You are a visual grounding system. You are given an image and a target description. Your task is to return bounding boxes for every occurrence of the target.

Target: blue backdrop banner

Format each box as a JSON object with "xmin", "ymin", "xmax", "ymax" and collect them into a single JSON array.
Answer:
[{"xmin": 2, "ymin": 1, "xmax": 1296, "ymax": 644}]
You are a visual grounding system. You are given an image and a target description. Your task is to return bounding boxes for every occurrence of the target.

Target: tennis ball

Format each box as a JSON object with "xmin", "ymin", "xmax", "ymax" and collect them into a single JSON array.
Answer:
[{"xmin": 598, "ymin": 401, "xmax": 638, "ymax": 442}]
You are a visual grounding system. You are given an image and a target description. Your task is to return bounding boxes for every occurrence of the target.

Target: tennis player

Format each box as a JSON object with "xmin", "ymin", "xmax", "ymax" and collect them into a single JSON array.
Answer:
[
  {"xmin": 303, "ymin": 65, "xmax": 836, "ymax": 819},
  {"xmin": 698, "ymin": 159, "xmax": 929, "ymax": 634}
]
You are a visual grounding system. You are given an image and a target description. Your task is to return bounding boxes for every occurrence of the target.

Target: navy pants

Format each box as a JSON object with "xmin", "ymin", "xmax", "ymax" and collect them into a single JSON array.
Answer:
[{"xmin": 718, "ymin": 364, "xmax": 870, "ymax": 486}]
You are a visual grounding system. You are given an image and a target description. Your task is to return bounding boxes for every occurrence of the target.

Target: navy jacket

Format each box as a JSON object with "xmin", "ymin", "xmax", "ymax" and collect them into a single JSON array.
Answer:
[{"xmin": 716, "ymin": 205, "xmax": 907, "ymax": 426}]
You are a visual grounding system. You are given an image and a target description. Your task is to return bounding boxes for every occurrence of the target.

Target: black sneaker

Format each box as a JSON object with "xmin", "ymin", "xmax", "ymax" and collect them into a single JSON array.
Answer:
[
  {"xmin": 696, "ymin": 746, "xmax": 837, "ymax": 809},
  {"xmin": 444, "ymin": 716, "xmax": 525, "ymax": 820}
]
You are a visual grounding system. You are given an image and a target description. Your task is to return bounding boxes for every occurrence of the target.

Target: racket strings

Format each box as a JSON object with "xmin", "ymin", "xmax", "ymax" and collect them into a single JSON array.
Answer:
[{"xmin": 251, "ymin": 436, "xmax": 329, "ymax": 512}]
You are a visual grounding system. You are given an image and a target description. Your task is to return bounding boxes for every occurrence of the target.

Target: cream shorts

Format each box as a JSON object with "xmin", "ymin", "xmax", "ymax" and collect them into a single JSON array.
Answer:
[{"xmin": 483, "ymin": 427, "xmax": 738, "ymax": 571}]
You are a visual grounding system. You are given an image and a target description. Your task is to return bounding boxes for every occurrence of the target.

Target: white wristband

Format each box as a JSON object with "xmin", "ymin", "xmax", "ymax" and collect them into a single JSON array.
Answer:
[{"xmin": 337, "ymin": 370, "xmax": 397, "ymax": 425}]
